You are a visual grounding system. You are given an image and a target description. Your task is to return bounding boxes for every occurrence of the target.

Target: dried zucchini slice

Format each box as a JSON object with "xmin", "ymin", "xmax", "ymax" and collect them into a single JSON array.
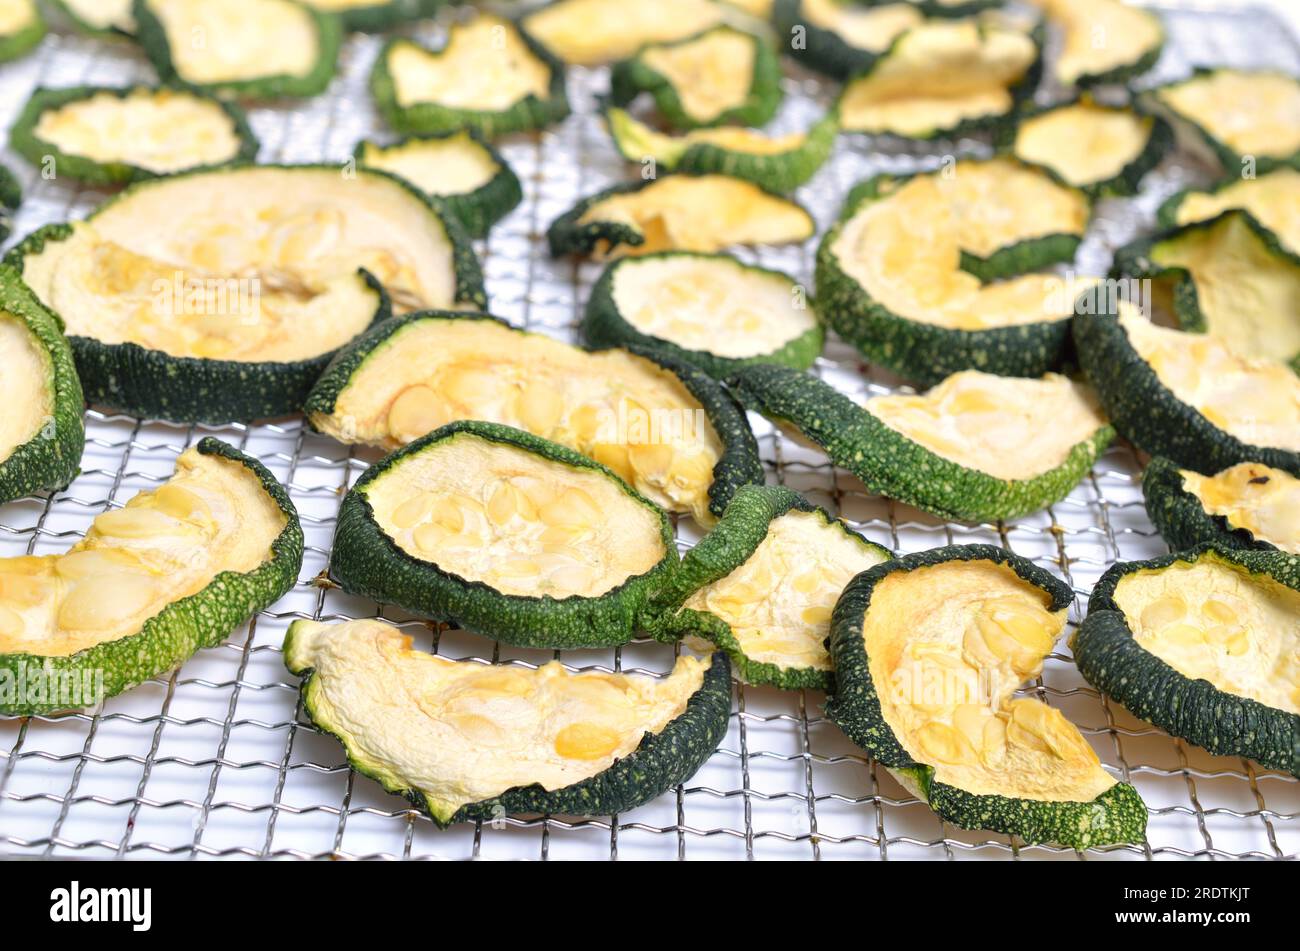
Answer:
[
  {"xmin": 331, "ymin": 421, "xmax": 680, "ymax": 648},
  {"xmin": 10, "ymin": 85, "xmax": 259, "ymax": 186},
  {"xmin": 1158, "ymin": 168, "xmax": 1300, "ymax": 257},
  {"xmin": 1075, "ymin": 545, "xmax": 1299, "ymax": 776},
  {"xmin": 729, "ymin": 365, "xmax": 1114, "ymax": 522},
  {"xmin": 828, "ymin": 544, "xmax": 1148, "ymax": 847},
  {"xmin": 371, "ymin": 14, "xmax": 569, "ymax": 138},
  {"xmin": 609, "ymin": 26, "xmax": 782, "ymax": 130},
  {"xmin": 284, "ymin": 618, "xmax": 731, "ymax": 826},
  {"xmin": 0, "ymin": 439, "xmax": 303, "ymax": 716},
  {"xmin": 304, "ymin": 311, "xmax": 762, "ymax": 523},
  {"xmin": 582, "ymin": 251, "xmax": 823, "ymax": 378},
  {"xmin": 134, "ymin": 0, "xmax": 342, "ymax": 100},
  {"xmin": 1031, "ymin": 0, "xmax": 1162, "ymax": 87},
  {"xmin": 547, "ymin": 174, "xmax": 815, "ymax": 260},
  {"xmin": 773, "ymin": 0, "xmax": 922, "ymax": 79},
  {"xmin": 522, "ymin": 0, "xmax": 732, "ymax": 66},
  {"xmin": 50, "ymin": 0, "xmax": 134, "ymax": 35},
  {"xmin": 354, "ymin": 131, "xmax": 522, "ymax": 239},
  {"xmin": 7, "ymin": 164, "xmax": 485, "ymax": 423},
  {"xmin": 0, "ymin": 163, "xmax": 19, "ymax": 244},
  {"xmin": 299, "ymin": 0, "xmax": 441, "ymax": 32},
  {"xmin": 0, "ymin": 0, "xmax": 43, "ymax": 62}
]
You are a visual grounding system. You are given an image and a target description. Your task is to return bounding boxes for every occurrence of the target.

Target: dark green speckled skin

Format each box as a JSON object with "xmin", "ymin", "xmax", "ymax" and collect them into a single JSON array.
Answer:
[{"xmin": 1141, "ymin": 456, "xmax": 1284, "ymax": 554}]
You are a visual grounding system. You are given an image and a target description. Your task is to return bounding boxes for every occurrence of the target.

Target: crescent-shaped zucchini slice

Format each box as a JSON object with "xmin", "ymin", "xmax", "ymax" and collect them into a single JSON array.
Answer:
[
  {"xmin": 354, "ymin": 131, "xmax": 522, "ymax": 239},
  {"xmin": 582, "ymin": 251, "xmax": 824, "ymax": 378},
  {"xmin": 521, "ymin": 0, "xmax": 732, "ymax": 66},
  {"xmin": 1075, "ymin": 545, "xmax": 1299, "ymax": 776},
  {"xmin": 331, "ymin": 421, "xmax": 679, "ymax": 649},
  {"xmin": 134, "ymin": 0, "xmax": 342, "ymax": 100},
  {"xmin": 370, "ymin": 14, "xmax": 569, "ymax": 138},
  {"xmin": 773, "ymin": 0, "xmax": 922, "ymax": 79},
  {"xmin": 1073, "ymin": 300, "xmax": 1300, "ymax": 477},
  {"xmin": 10, "ymin": 85, "xmax": 259, "ymax": 186},
  {"xmin": 609, "ymin": 25, "xmax": 782, "ymax": 130},
  {"xmin": 284, "ymin": 617, "xmax": 731, "ymax": 826},
  {"xmin": 1030, "ymin": 0, "xmax": 1162, "ymax": 87},
  {"xmin": 0, "ymin": 266, "xmax": 84, "ymax": 506},
  {"xmin": 1159, "ymin": 168, "xmax": 1300, "ymax": 259},
  {"xmin": 49, "ymin": 0, "xmax": 134, "ymax": 35},
  {"xmin": 7, "ymin": 164, "xmax": 485, "ymax": 423},
  {"xmin": 827, "ymin": 545, "xmax": 1147, "ymax": 847},
  {"xmin": 0, "ymin": 0, "xmax": 43, "ymax": 62},
  {"xmin": 0, "ymin": 438, "xmax": 303, "ymax": 716},
  {"xmin": 299, "ymin": 0, "xmax": 441, "ymax": 32},
  {"xmin": 304, "ymin": 311, "xmax": 761, "ymax": 522},
  {"xmin": 547, "ymin": 173, "xmax": 815, "ymax": 260}
]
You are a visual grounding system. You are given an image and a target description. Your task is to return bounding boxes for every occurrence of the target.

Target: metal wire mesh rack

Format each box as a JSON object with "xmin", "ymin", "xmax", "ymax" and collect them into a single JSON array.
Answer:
[{"xmin": 0, "ymin": 2, "xmax": 1297, "ymax": 861}]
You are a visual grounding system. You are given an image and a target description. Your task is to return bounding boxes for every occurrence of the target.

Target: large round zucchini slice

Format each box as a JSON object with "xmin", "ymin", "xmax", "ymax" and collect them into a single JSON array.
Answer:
[
  {"xmin": 730, "ymin": 365, "xmax": 1113, "ymax": 522},
  {"xmin": 609, "ymin": 26, "xmax": 781, "ymax": 130},
  {"xmin": 648, "ymin": 485, "xmax": 891, "ymax": 690},
  {"xmin": 305, "ymin": 312, "xmax": 761, "ymax": 523},
  {"xmin": 827, "ymin": 545, "xmax": 1147, "ymax": 847},
  {"xmin": 1143, "ymin": 456, "xmax": 1299, "ymax": 556},
  {"xmin": 354, "ymin": 131, "xmax": 522, "ymax": 239},
  {"xmin": 10, "ymin": 85, "xmax": 259, "ymax": 186},
  {"xmin": 1032, "ymin": 0, "xmax": 1162, "ymax": 88},
  {"xmin": 1075, "ymin": 545, "xmax": 1299, "ymax": 776},
  {"xmin": 1141, "ymin": 69, "xmax": 1300, "ymax": 174},
  {"xmin": 583, "ymin": 251, "xmax": 824, "ymax": 378},
  {"xmin": 1159, "ymin": 168, "xmax": 1300, "ymax": 257},
  {"xmin": 547, "ymin": 174, "xmax": 815, "ymax": 260},
  {"xmin": 0, "ymin": 0, "xmax": 43, "ymax": 62},
  {"xmin": 521, "ymin": 0, "xmax": 731, "ymax": 66},
  {"xmin": 0, "ymin": 266, "xmax": 84, "ymax": 506},
  {"xmin": 299, "ymin": 0, "xmax": 441, "ymax": 32},
  {"xmin": 773, "ymin": 0, "xmax": 922, "ymax": 79},
  {"xmin": 371, "ymin": 14, "xmax": 569, "ymax": 138},
  {"xmin": 284, "ymin": 618, "xmax": 731, "ymax": 826},
  {"xmin": 7, "ymin": 164, "xmax": 484, "ymax": 423},
  {"xmin": 0, "ymin": 438, "xmax": 303, "ymax": 716},
  {"xmin": 134, "ymin": 0, "xmax": 342, "ymax": 100},
  {"xmin": 50, "ymin": 0, "xmax": 134, "ymax": 35},
  {"xmin": 331, "ymin": 422, "xmax": 679, "ymax": 649}
]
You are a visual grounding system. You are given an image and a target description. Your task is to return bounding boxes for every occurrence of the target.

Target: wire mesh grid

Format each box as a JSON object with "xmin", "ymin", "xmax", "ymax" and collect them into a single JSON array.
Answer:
[{"xmin": 0, "ymin": 2, "xmax": 1297, "ymax": 861}]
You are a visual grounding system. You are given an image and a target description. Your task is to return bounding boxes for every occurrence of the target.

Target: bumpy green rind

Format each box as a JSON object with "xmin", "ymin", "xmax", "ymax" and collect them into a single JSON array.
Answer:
[
  {"xmin": 582, "ymin": 251, "xmax": 824, "ymax": 379},
  {"xmin": 133, "ymin": 0, "xmax": 342, "ymax": 99},
  {"xmin": 370, "ymin": 27, "xmax": 570, "ymax": 138},
  {"xmin": 825, "ymin": 544, "xmax": 1147, "ymax": 847},
  {"xmin": 1074, "ymin": 544, "xmax": 1300, "ymax": 776},
  {"xmin": 330, "ymin": 420, "xmax": 680, "ymax": 649},
  {"xmin": 1141, "ymin": 456, "xmax": 1282, "ymax": 554},
  {"xmin": 0, "ymin": 164, "xmax": 20, "ymax": 243},
  {"xmin": 1072, "ymin": 308, "xmax": 1300, "ymax": 477},
  {"xmin": 772, "ymin": 0, "xmax": 882, "ymax": 79},
  {"xmin": 48, "ymin": 0, "xmax": 133, "ymax": 36},
  {"xmin": 0, "ymin": 3, "xmax": 44, "ymax": 62},
  {"xmin": 10, "ymin": 84, "xmax": 260, "ymax": 187},
  {"xmin": 0, "ymin": 438, "xmax": 304, "ymax": 717},
  {"xmin": 727, "ymin": 363, "xmax": 1115, "ymax": 522},
  {"xmin": 0, "ymin": 266, "xmax": 84, "ymax": 505},
  {"xmin": 325, "ymin": 0, "xmax": 443, "ymax": 32}
]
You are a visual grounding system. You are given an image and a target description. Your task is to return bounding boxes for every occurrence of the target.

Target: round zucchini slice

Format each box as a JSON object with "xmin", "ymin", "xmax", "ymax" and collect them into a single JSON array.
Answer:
[
  {"xmin": 609, "ymin": 25, "xmax": 782, "ymax": 130},
  {"xmin": 7, "ymin": 164, "xmax": 485, "ymax": 423},
  {"xmin": 827, "ymin": 544, "xmax": 1148, "ymax": 847},
  {"xmin": 0, "ymin": 265, "xmax": 84, "ymax": 506},
  {"xmin": 648, "ymin": 485, "xmax": 891, "ymax": 690},
  {"xmin": 0, "ymin": 0, "xmax": 43, "ymax": 63},
  {"xmin": 354, "ymin": 131, "xmax": 522, "ymax": 239},
  {"xmin": 304, "ymin": 311, "xmax": 762, "ymax": 523},
  {"xmin": 134, "ymin": 0, "xmax": 342, "ymax": 100},
  {"xmin": 728, "ymin": 364, "xmax": 1114, "ymax": 523},
  {"xmin": 49, "ymin": 0, "xmax": 134, "ymax": 35},
  {"xmin": 773, "ymin": 0, "xmax": 923, "ymax": 79},
  {"xmin": 299, "ymin": 0, "xmax": 441, "ymax": 32},
  {"xmin": 1143, "ymin": 456, "xmax": 1299, "ymax": 556},
  {"xmin": 1075, "ymin": 544, "xmax": 1299, "ymax": 776},
  {"xmin": 284, "ymin": 618, "xmax": 731, "ymax": 827},
  {"xmin": 547, "ymin": 173, "xmax": 816, "ymax": 260},
  {"xmin": 370, "ymin": 14, "xmax": 570, "ymax": 139},
  {"xmin": 331, "ymin": 421, "xmax": 680, "ymax": 649},
  {"xmin": 1159, "ymin": 168, "xmax": 1300, "ymax": 257},
  {"xmin": 521, "ymin": 0, "xmax": 731, "ymax": 66},
  {"xmin": 1074, "ymin": 301, "xmax": 1300, "ymax": 478},
  {"xmin": 583, "ymin": 251, "xmax": 824, "ymax": 378},
  {"xmin": 1034, "ymin": 0, "xmax": 1162, "ymax": 88},
  {"xmin": 0, "ymin": 438, "xmax": 303, "ymax": 716},
  {"xmin": 10, "ymin": 85, "xmax": 259, "ymax": 186}
]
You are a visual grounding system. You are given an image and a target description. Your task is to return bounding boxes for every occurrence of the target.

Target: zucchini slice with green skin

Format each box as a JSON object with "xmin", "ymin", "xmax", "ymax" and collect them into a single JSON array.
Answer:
[
  {"xmin": 773, "ymin": 0, "xmax": 922, "ymax": 79},
  {"xmin": 1035, "ymin": 0, "xmax": 1162, "ymax": 88},
  {"xmin": 354, "ymin": 131, "xmax": 522, "ymax": 239},
  {"xmin": 133, "ymin": 0, "xmax": 343, "ymax": 100},
  {"xmin": 0, "ymin": 0, "xmax": 44, "ymax": 63},
  {"xmin": 49, "ymin": 0, "xmax": 134, "ymax": 36},
  {"xmin": 304, "ymin": 310, "xmax": 762, "ymax": 523},
  {"xmin": 331, "ymin": 421, "xmax": 680, "ymax": 649},
  {"xmin": 370, "ymin": 14, "xmax": 570, "ymax": 139},
  {"xmin": 582, "ymin": 251, "xmax": 824, "ymax": 378},
  {"xmin": 646, "ymin": 485, "xmax": 891, "ymax": 690},
  {"xmin": 727, "ymin": 364, "xmax": 1114, "ymax": 523},
  {"xmin": 0, "ymin": 163, "xmax": 19, "ymax": 243},
  {"xmin": 284, "ymin": 617, "xmax": 731, "ymax": 827},
  {"xmin": 609, "ymin": 25, "xmax": 782, "ymax": 130},
  {"xmin": 0, "ymin": 266, "xmax": 84, "ymax": 505},
  {"xmin": 827, "ymin": 544, "xmax": 1148, "ymax": 847},
  {"xmin": 0, "ymin": 438, "xmax": 303, "ymax": 717},
  {"xmin": 1142, "ymin": 456, "xmax": 1299, "ymax": 556},
  {"xmin": 1074, "ymin": 544, "xmax": 1299, "ymax": 776},
  {"xmin": 604, "ymin": 106, "xmax": 838, "ymax": 193},
  {"xmin": 521, "ymin": 0, "xmax": 733, "ymax": 66},
  {"xmin": 1158, "ymin": 168, "xmax": 1300, "ymax": 257},
  {"xmin": 300, "ymin": 0, "xmax": 441, "ymax": 32},
  {"xmin": 10, "ymin": 85, "xmax": 259, "ymax": 187}
]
